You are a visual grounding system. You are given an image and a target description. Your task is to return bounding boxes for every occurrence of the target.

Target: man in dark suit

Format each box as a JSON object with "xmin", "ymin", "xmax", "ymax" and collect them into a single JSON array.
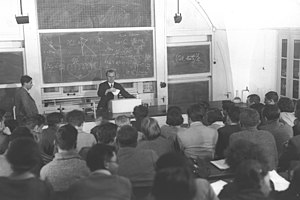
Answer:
[
  {"xmin": 14, "ymin": 75, "xmax": 38, "ymax": 123},
  {"xmin": 96, "ymin": 69, "xmax": 134, "ymax": 118}
]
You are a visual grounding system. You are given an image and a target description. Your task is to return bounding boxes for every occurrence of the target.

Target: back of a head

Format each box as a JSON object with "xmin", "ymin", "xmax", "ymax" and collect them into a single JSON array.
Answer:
[
  {"xmin": 152, "ymin": 167, "xmax": 196, "ymax": 200},
  {"xmin": 6, "ymin": 137, "xmax": 41, "ymax": 174},
  {"xmin": 156, "ymin": 152, "xmax": 192, "ymax": 172},
  {"xmin": 115, "ymin": 115, "xmax": 131, "ymax": 127},
  {"xmin": 206, "ymin": 108, "xmax": 223, "ymax": 125},
  {"xmin": 187, "ymin": 104, "xmax": 206, "ymax": 122},
  {"xmin": 20, "ymin": 75, "xmax": 32, "ymax": 85},
  {"xmin": 24, "ymin": 114, "xmax": 45, "ymax": 131},
  {"xmin": 265, "ymin": 91, "xmax": 279, "ymax": 104},
  {"xmin": 66, "ymin": 110, "xmax": 85, "ymax": 127},
  {"xmin": 10, "ymin": 126, "xmax": 33, "ymax": 142},
  {"xmin": 222, "ymin": 100, "xmax": 235, "ymax": 113},
  {"xmin": 141, "ymin": 117, "xmax": 161, "ymax": 140},
  {"xmin": 166, "ymin": 106, "xmax": 183, "ymax": 126},
  {"xmin": 55, "ymin": 124, "xmax": 78, "ymax": 150},
  {"xmin": 4, "ymin": 119, "xmax": 19, "ymax": 133},
  {"xmin": 46, "ymin": 112, "xmax": 64, "ymax": 127},
  {"xmin": 117, "ymin": 125, "xmax": 138, "ymax": 147},
  {"xmin": 239, "ymin": 108, "xmax": 260, "ymax": 128},
  {"xmin": 278, "ymin": 97, "xmax": 295, "ymax": 113},
  {"xmin": 86, "ymin": 143, "xmax": 116, "ymax": 172},
  {"xmin": 92, "ymin": 122, "xmax": 118, "ymax": 144},
  {"xmin": 0, "ymin": 109, "xmax": 5, "ymax": 120},
  {"xmin": 262, "ymin": 104, "xmax": 280, "ymax": 121},
  {"xmin": 247, "ymin": 94, "xmax": 261, "ymax": 104},
  {"xmin": 133, "ymin": 105, "xmax": 148, "ymax": 120},
  {"xmin": 227, "ymin": 106, "xmax": 240, "ymax": 123}
]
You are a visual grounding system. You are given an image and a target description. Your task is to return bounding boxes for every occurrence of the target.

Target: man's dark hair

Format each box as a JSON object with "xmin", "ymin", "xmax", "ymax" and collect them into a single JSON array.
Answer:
[
  {"xmin": 55, "ymin": 124, "xmax": 78, "ymax": 150},
  {"xmin": 156, "ymin": 152, "xmax": 193, "ymax": 172},
  {"xmin": 187, "ymin": 104, "xmax": 206, "ymax": 122},
  {"xmin": 227, "ymin": 106, "xmax": 240, "ymax": 123},
  {"xmin": 116, "ymin": 125, "xmax": 138, "ymax": 147},
  {"xmin": 6, "ymin": 138, "xmax": 41, "ymax": 173},
  {"xmin": 66, "ymin": 110, "xmax": 85, "ymax": 127},
  {"xmin": 0, "ymin": 109, "xmax": 6, "ymax": 120},
  {"xmin": 105, "ymin": 69, "xmax": 116, "ymax": 76},
  {"xmin": 265, "ymin": 91, "xmax": 279, "ymax": 104},
  {"xmin": 20, "ymin": 75, "xmax": 32, "ymax": 86},
  {"xmin": 278, "ymin": 97, "xmax": 295, "ymax": 113},
  {"xmin": 133, "ymin": 105, "xmax": 148, "ymax": 120},
  {"xmin": 206, "ymin": 108, "xmax": 223, "ymax": 125},
  {"xmin": 86, "ymin": 143, "xmax": 116, "ymax": 172},
  {"xmin": 247, "ymin": 94, "xmax": 261, "ymax": 104},
  {"xmin": 262, "ymin": 104, "xmax": 280, "ymax": 121},
  {"xmin": 4, "ymin": 119, "xmax": 19, "ymax": 133},
  {"xmin": 166, "ymin": 106, "xmax": 184, "ymax": 126},
  {"xmin": 239, "ymin": 108, "xmax": 260, "ymax": 127},
  {"xmin": 46, "ymin": 112, "xmax": 64, "ymax": 127},
  {"xmin": 92, "ymin": 122, "xmax": 118, "ymax": 144},
  {"xmin": 24, "ymin": 114, "xmax": 45, "ymax": 131},
  {"xmin": 10, "ymin": 126, "xmax": 33, "ymax": 142}
]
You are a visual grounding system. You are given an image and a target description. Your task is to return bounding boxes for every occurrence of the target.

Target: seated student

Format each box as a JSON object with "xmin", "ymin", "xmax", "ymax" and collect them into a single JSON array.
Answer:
[
  {"xmin": 215, "ymin": 106, "xmax": 241, "ymax": 159},
  {"xmin": 259, "ymin": 105, "xmax": 293, "ymax": 157},
  {"xmin": 68, "ymin": 144, "xmax": 132, "ymax": 200},
  {"xmin": 277, "ymin": 97, "xmax": 296, "ymax": 127},
  {"xmin": 137, "ymin": 117, "xmax": 174, "ymax": 157},
  {"xmin": 116, "ymin": 125, "xmax": 158, "ymax": 188},
  {"xmin": 131, "ymin": 105, "xmax": 148, "ymax": 132},
  {"xmin": 92, "ymin": 122, "xmax": 118, "ymax": 145},
  {"xmin": 247, "ymin": 94, "xmax": 261, "ymax": 106},
  {"xmin": 219, "ymin": 160, "xmax": 272, "ymax": 200},
  {"xmin": 222, "ymin": 100, "xmax": 235, "ymax": 124},
  {"xmin": 4, "ymin": 118, "xmax": 18, "ymax": 133},
  {"xmin": 205, "ymin": 108, "xmax": 225, "ymax": 130},
  {"xmin": 23, "ymin": 114, "xmax": 46, "ymax": 142},
  {"xmin": 154, "ymin": 152, "xmax": 218, "ymax": 200},
  {"xmin": 177, "ymin": 104, "xmax": 218, "ymax": 160},
  {"xmin": 0, "ymin": 109, "xmax": 11, "ymax": 154},
  {"xmin": 229, "ymin": 108, "xmax": 278, "ymax": 170},
  {"xmin": 40, "ymin": 124, "xmax": 90, "ymax": 192},
  {"xmin": 115, "ymin": 115, "xmax": 144, "ymax": 142},
  {"xmin": 264, "ymin": 91, "xmax": 279, "ymax": 105},
  {"xmin": 278, "ymin": 134, "xmax": 300, "ymax": 171},
  {"xmin": 66, "ymin": 110, "xmax": 96, "ymax": 152},
  {"xmin": 0, "ymin": 138, "xmax": 53, "ymax": 200}
]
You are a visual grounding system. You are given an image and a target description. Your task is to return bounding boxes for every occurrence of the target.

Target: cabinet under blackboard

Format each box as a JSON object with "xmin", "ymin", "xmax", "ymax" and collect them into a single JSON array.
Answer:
[{"xmin": 40, "ymin": 31, "xmax": 154, "ymax": 83}]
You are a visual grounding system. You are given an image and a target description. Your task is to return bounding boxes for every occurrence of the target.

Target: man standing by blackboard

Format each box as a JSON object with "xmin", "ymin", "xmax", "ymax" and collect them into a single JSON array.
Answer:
[
  {"xmin": 14, "ymin": 75, "xmax": 38, "ymax": 123},
  {"xmin": 97, "ymin": 69, "xmax": 134, "ymax": 118}
]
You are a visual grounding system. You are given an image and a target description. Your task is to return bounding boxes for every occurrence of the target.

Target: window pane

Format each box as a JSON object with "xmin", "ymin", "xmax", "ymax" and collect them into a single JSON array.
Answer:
[
  {"xmin": 295, "ymin": 40, "xmax": 300, "ymax": 59},
  {"xmin": 294, "ymin": 60, "xmax": 300, "ymax": 79},
  {"xmin": 281, "ymin": 78, "xmax": 286, "ymax": 96},
  {"xmin": 293, "ymin": 80, "xmax": 299, "ymax": 99},
  {"xmin": 281, "ymin": 59, "xmax": 287, "ymax": 77},
  {"xmin": 282, "ymin": 39, "xmax": 287, "ymax": 57}
]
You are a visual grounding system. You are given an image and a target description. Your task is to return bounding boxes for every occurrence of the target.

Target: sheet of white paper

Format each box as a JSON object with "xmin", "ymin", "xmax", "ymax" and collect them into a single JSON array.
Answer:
[
  {"xmin": 112, "ymin": 89, "xmax": 120, "ymax": 96},
  {"xmin": 210, "ymin": 159, "xmax": 230, "ymax": 170},
  {"xmin": 210, "ymin": 180, "xmax": 228, "ymax": 195},
  {"xmin": 269, "ymin": 170, "xmax": 290, "ymax": 191}
]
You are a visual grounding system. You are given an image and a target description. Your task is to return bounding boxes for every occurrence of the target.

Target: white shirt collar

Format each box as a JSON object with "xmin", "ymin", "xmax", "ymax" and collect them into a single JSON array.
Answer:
[{"xmin": 92, "ymin": 169, "xmax": 111, "ymax": 176}]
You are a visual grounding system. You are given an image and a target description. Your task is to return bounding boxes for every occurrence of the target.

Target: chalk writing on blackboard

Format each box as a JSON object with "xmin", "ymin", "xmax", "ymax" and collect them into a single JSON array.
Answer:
[{"xmin": 40, "ymin": 31, "xmax": 154, "ymax": 83}]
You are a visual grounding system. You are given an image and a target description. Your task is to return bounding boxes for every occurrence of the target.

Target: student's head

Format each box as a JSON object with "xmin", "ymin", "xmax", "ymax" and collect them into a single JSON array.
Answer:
[
  {"xmin": 295, "ymin": 99, "xmax": 300, "ymax": 119},
  {"xmin": 106, "ymin": 69, "xmax": 116, "ymax": 83},
  {"xmin": 10, "ymin": 126, "xmax": 34, "ymax": 142},
  {"xmin": 187, "ymin": 104, "xmax": 206, "ymax": 123},
  {"xmin": 247, "ymin": 94, "xmax": 261, "ymax": 105},
  {"xmin": 152, "ymin": 167, "xmax": 196, "ymax": 200},
  {"xmin": 92, "ymin": 123, "xmax": 118, "ymax": 144},
  {"xmin": 249, "ymin": 103, "xmax": 264, "ymax": 121},
  {"xmin": 133, "ymin": 105, "xmax": 148, "ymax": 120},
  {"xmin": 20, "ymin": 75, "xmax": 33, "ymax": 90},
  {"xmin": 46, "ymin": 112, "xmax": 64, "ymax": 127},
  {"xmin": 277, "ymin": 97, "xmax": 295, "ymax": 113},
  {"xmin": 166, "ymin": 106, "xmax": 184, "ymax": 126},
  {"xmin": 234, "ymin": 160, "xmax": 271, "ymax": 197},
  {"xmin": 264, "ymin": 91, "xmax": 279, "ymax": 105},
  {"xmin": 66, "ymin": 110, "xmax": 85, "ymax": 127},
  {"xmin": 222, "ymin": 100, "xmax": 235, "ymax": 114},
  {"xmin": 116, "ymin": 125, "xmax": 138, "ymax": 148},
  {"xmin": 262, "ymin": 104, "xmax": 280, "ymax": 121},
  {"xmin": 115, "ymin": 115, "xmax": 131, "ymax": 127},
  {"xmin": 227, "ymin": 106, "xmax": 240, "ymax": 123},
  {"xmin": 239, "ymin": 108, "xmax": 260, "ymax": 128},
  {"xmin": 55, "ymin": 124, "xmax": 78, "ymax": 151},
  {"xmin": 156, "ymin": 152, "xmax": 193, "ymax": 172},
  {"xmin": 225, "ymin": 139, "xmax": 269, "ymax": 171},
  {"xmin": 86, "ymin": 143, "xmax": 118, "ymax": 174},
  {"xmin": 4, "ymin": 119, "xmax": 19, "ymax": 133},
  {"xmin": 141, "ymin": 117, "xmax": 161, "ymax": 140},
  {"xmin": 6, "ymin": 138, "xmax": 41, "ymax": 174},
  {"xmin": 0, "ymin": 109, "xmax": 6, "ymax": 131},
  {"xmin": 24, "ymin": 114, "xmax": 46, "ymax": 133},
  {"xmin": 205, "ymin": 108, "xmax": 223, "ymax": 125}
]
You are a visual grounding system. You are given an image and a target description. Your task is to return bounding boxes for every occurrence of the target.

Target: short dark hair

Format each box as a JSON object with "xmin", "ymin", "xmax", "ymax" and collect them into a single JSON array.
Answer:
[
  {"xmin": 92, "ymin": 123, "xmax": 118, "ymax": 144},
  {"xmin": 66, "ymin": 110, "xmax": 85, "ymax": 127},
  {"xmin": 239, "ymin": 108, "xmax": 260, "ymax": 127},
  {"xmin": 187, "ymin": 104, "xmax": 206, "ymax": 122},
  {"xmin": 166, "ymin": 106, "xmax": 183, "ymax": 126},
  {"xmin": 24, "ymin": 114, "xmax": 45, "ymax": 131},
  {"xmin": 222, "ymin": 100, "xmax": 235, "ymax": 113},
  {"xmin": 115, "ymin": 115, "xmax": 131, "ymax": 127},
  {"xmin": 265, "ymin": 91, "xmax": 279, "ymax": 104},
  {"xmin": 133, "ymin": 105, "xmax": 148, "ymax": 120},
  {"xmin": 105, "ymin": 69, "xmax": 116, "ymax": 76},
  {"xmin": 10, "ymin": 126, "xmax": 33, "ymax": 142},
  {"xmin": 206, "ymin": 108, "xmax": 223, "ymax": 125},
  {"xmin": 46, "ymin": 112, "xmax": 64, "ymax": 127},
  {"xmin": 247, "ymin": 94, "xmax": 261, "ymax": 104},
  {"xmin": 116, "ymin": 125, "xmax": 138, "ymax": 147},
  {"xmin": 6, "ymin": 138, "xmax": 41, "ymax": 173},
  {"xmin": 86, "ymin": 143, "xmax": 116, "ymax": 172},
  {"xmin": 156, "ymin": 152, "xmax": 193, "ymax": 172},
  {"xmin": 20, "ymin": 75, "xmax": 32, "ymax": 86},
  {"xmin": 227, "ymin": 106, "xmax": 240, "ymax": 123},
  {"xmin": 55, "ymin": 124, "xmax": 78, "ymax": 150},
  {"xmin": 4, "ymin": 119, "xmax": 19, "ymax": 133},
  {"xmin": 262, "ymin": 104, "xmax": 280, "ymax": 120},
  {"xmin": 278, "ymin": 97, "xmax": 295, "ymax": 113},
  {"xmin": 141, "ymin": 117, "xmax": 161, "ymax": 140},
  {"xmin": 0, "ymin": 109, "xmax": 6, "ymax": 120}
]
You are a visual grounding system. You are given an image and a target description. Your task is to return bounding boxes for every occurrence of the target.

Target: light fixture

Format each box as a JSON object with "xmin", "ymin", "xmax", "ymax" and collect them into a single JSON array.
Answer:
[
  {"xmin": 15, "ymin": 0, "xmax": 29, "ymax": 24},
  {"xmin": 174, "ymin": 0, "xmax": 182, "ymax": 23}
]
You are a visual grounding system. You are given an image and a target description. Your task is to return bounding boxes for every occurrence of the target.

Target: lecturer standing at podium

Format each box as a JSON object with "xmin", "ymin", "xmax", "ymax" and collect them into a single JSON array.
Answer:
[{"xmin": 97, "ymin": 69, "xmax": 135, "ymax": 118}]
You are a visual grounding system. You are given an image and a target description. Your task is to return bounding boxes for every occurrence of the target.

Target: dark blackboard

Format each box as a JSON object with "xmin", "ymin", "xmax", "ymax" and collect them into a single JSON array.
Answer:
[
  {"xmin": 168, "ymin": 81, "xmax": 209, "ymax": 106},
  {"xmin": 167, "ymin": 45, "xmax": 210, "ymax": 75},
  {"xmin": 40, "ymin": 31, "xmax": 154, "ymax": 83},
  {"xmin": 37, "ymin": 0, "xmax": 151, "ymax": 29},
  {"xmin": 0, "ymin": 51, "xmax": 24, "ymax": 84}
]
